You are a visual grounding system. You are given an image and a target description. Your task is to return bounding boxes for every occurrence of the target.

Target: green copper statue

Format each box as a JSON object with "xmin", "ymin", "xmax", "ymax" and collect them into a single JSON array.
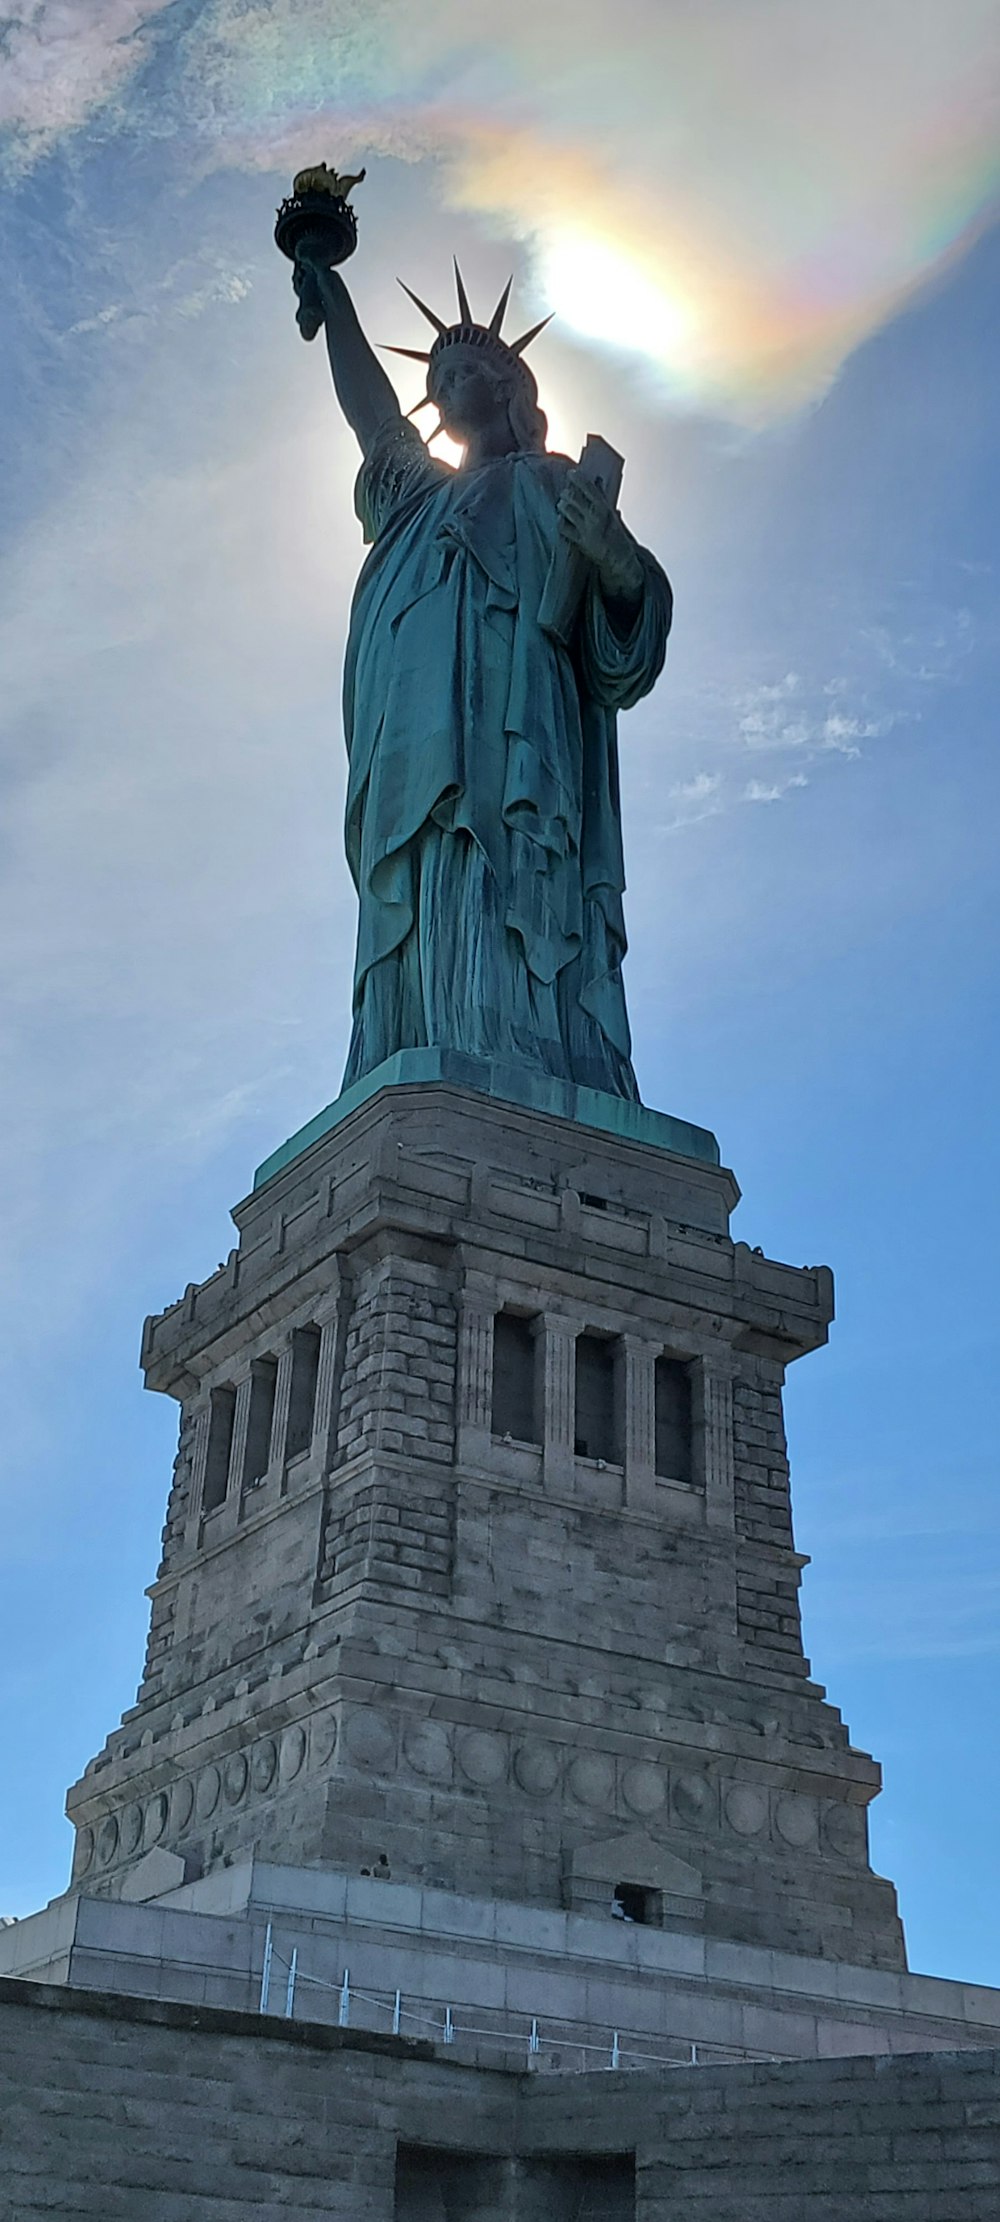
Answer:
[{"xmin": 291, "ymin": 207, "xmax": 672, "ymax": 1103}]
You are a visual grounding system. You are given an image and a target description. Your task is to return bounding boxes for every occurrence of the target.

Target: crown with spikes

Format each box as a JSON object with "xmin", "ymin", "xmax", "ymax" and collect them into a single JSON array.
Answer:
[{"xmin": 386, "ymin": 261, "xmax": 552, "ymax": 416}]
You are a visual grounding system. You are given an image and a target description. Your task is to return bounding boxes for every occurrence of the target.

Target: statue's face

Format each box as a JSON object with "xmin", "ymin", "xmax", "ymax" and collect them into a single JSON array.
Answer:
[{"xmin": 432, "ymin": 353, "xmax": 509, "ymax": 441}]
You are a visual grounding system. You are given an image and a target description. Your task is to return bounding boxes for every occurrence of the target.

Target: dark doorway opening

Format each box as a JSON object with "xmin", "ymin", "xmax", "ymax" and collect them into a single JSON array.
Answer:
[{"xmin": 396, "ymin": 2145, "xmax": 635, "ymax": 2218}]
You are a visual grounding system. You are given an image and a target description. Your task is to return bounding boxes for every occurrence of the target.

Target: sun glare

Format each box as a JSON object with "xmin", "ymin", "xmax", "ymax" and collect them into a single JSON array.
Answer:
[
  {"xmin": 539, "ymin": 231, "xmax": 698, "ymax": 377},
  {"xmin": 428, "ymin": 428, "xmax": 466, "ymax": 468}
]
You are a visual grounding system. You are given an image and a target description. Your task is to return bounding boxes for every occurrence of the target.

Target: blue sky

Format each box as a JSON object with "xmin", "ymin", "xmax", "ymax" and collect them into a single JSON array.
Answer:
[{"xmin": 0, "ymin": 2, "xmax": 998, "ymax": 1984}]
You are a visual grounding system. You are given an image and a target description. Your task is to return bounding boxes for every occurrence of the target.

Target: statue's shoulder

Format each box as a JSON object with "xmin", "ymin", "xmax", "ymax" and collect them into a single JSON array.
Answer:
[
  {"xmin": 356, "ymin": 417, "xmax": 453, "ymax": 543},
  {"xmin": 521, "ymin": 449, "xmax": 574, "ymax": 474},
  {"xmin": 514, "ymin": 450, "xmax": 576, "ymax": 494}
]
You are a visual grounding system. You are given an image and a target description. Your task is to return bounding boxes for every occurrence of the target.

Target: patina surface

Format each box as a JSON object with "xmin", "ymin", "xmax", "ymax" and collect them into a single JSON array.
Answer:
[{"xmin": 293, "ymin": 245, "xmax": 673, "ymax": 1099}]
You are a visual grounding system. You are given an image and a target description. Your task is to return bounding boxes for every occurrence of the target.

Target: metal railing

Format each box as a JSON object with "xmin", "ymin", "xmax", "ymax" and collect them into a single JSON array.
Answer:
[{"xmin": 256, "ymin": 1923, "xmax": 780, "ymax": 2074}]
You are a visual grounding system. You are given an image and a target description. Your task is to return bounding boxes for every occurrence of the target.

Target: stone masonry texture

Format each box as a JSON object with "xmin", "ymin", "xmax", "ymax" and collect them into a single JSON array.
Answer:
[
  {"xmin": 65, "ymin": 1082, "xmax": 904, "ymax": 1967},
  {"xmin": 2, "ymin": 1978, "xmax": 999, "ymax": 2221}
]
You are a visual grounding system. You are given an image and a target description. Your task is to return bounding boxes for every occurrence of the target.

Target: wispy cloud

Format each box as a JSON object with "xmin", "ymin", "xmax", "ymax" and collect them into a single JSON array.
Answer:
[
  {"xmin": 0, "ymin": 2, "xmax": 167, "ymax": 164},
  {"xmin": 743, "ymin": 772, "xmax": 809, "ymax": 804},
  {"xmin": 67, "ymin": 255, "xmax": 253, "ymax": 338},
  {"xmin": 3, "ymin": 1, "xmax": 998, "ymax": 418},
  {"xmin": 737, "ymin": 672, "xmax": 899, "ymax": 759},
  {"xmin": 653, "ymin": 652, "xmax": 914, "ymax": 834}
]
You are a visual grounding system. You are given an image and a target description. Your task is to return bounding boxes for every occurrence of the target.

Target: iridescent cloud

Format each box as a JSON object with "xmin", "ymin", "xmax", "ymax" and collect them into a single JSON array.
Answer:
[{"xmin": 4, "ymin": 0, "xmax": 999, "ymax": 417}]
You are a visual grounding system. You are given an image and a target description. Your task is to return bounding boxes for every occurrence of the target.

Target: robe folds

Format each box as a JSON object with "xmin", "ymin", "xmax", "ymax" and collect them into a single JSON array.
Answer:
[{"xmin": 341, "ymin": 417, "xmax": 672, "ymax": 1099}]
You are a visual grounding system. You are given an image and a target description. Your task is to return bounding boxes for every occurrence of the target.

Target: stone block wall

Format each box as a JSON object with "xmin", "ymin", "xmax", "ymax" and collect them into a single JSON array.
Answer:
[
  {"xmin": 64, "ymin": 1084, "xmax": 904, "ymax": 1968},
  {"xmin": 2, "ymin": 1978, "xmax": 998, "ymax": 2220}
]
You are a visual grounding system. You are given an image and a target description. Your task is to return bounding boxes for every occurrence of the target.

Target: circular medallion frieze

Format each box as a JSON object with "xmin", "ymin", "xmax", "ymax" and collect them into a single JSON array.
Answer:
[
  {"xmin": 223, "ymin": 1752, "xmax": 248, "ymax": 1806},
  {"xmin": 672, "ymin": 1772, "xmax": 711, "ymax": 1825},
  {"xmin": 251, "ymin": 1738, "xmax": 278, "ymax": 1794},
  {"xmin": 513, "ymin": 1741, "xmax": 561, "ymax": 1796},
  {"xmin": 567, "ymin": 1754, "xmax": 616, "ymax": 1810},
  {"xmin": 403, "ymin": 1720, "xmax": 453, "ymax": 1782},
  {"xmin": 775, "ymin": 1794, "xmax": 817, "ymax": 1848},
  {"xmin": 279, "ymin": 1725, "xmax": 308, "ymax": 1782},
  {"xmin": 725, "ymin": 1786, "xmax": 768, "ymax": 1837},
  {"xmin": 196, "ymin": 1765, "xmax": 221, "ymax": 1820},
  {"xmin": 143, "ymin": 1792, "xmax": 168, "ymax": 1848},
  {"xmin": 622, "ymin": 1762, "xmax": 665, "ymax": 1817},
  {"xmin": 823, "ymin": 1802, "xmax": 862, "ymax": 1859},
  {"xmin": 119, "ymin": 1803, "xmax": 143, "ymax": 1857},
  {"xmin": 171, "ymin": 1779, "xmax": 195, "ymax": 1833},
  {"xmin": 458, "ymin": 1730, "xmax": 507, "ymax": 1788},
  {"xmin": 344, "ymin": 1710, "xmax": 394, "ymax": 1769},
  {"xmin": 310, "ymin": 1712, "xmax": 338, "ymax": 1767},
  {"xmin": 96, "ymin": 1816, "xmax": 119, "ymax": 1867},
  {"xmin": 73, "ymin": 1827, "xmax": 94, "ymax": 1879}
]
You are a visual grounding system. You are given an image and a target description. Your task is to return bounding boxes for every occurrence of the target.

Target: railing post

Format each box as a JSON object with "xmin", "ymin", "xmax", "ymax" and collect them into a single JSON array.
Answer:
[
  {"xmin": 610, "ymin": 2030, "xmax": 620, "ymax": 2069},
  {"xmin": 529, "ymin": 2018, "xmax": 540, "ymax": 2056},
  {"xmin": 443, "ymin": 2006, "xmax": 454, "ymax": 2045},
  {"xmin": 392, "ymin": 1989, "xmax": 402, "ymax": 2036},
  {"xmin": 339, "ymin": 1968, "xmax": 351, "ymax": 2028},
  {"xmin": 284, "ymin": 1946, "xmax": 298, "ymax": 2019},
  {"xmin": 259, "ymin": 1922, "xmax": 273, "ymax": 2014}
]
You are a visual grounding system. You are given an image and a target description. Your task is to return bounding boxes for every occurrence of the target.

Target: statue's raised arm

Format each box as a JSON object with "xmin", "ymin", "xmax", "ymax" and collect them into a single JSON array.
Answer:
[{"xmin": 294, "ymin": 248, "xmax": 403, "ymax": 459}]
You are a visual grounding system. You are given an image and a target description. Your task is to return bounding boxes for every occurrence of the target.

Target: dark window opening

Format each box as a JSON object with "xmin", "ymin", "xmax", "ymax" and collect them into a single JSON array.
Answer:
[
  {"xmin": 285, "ymin": 1325, "xmax": 321, "ymax": 1461},
  {"xmin": 580, "ymin": 1190, "xmax": 608, "ymax": 1210},
  {"xmin": 491, "ymin": 1312, "xmax": 539, "ymax": 1444},
  {"xmin": 575, "ymin": 1333, "xmax": 619, "ymax": 1463},
  {"xmin": 655, "ymin": 1355, "xmax": 693, "ymax": 1482},
  {"xmin": 242, "ymin": 1357, "xmax": 277, "ymax": 1488},
  {"xmin": 612, "ymin": 1881, "xmax": 662, "ymax": 1927},
  {"xmin": 202, "ymin": 1385, "xmax": 236, "ymax": 1514}
]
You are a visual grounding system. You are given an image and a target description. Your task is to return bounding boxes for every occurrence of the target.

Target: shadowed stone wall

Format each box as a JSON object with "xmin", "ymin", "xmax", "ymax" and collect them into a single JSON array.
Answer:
[{"xmin": 2, "ymin": 1979, "xmax": 998, "ymax": 2221}]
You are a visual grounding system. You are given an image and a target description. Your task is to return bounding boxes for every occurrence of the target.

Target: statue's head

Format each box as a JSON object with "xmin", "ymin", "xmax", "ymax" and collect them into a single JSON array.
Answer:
[{"xmin": 389, "ymin": 267, "xmax": 550, "ymax": 456}]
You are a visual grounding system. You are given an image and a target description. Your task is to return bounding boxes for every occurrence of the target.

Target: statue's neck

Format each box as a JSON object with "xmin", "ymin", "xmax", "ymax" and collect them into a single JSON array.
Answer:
[{"xmin": 460, "ymin": 421, "xmax": 519, "ymax": 471}]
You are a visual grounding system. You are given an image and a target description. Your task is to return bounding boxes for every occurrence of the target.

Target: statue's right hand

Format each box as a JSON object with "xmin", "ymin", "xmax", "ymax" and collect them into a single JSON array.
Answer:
[{"xmin": 293, "ymin": 256, "xmax": 324, "ymax": 343}]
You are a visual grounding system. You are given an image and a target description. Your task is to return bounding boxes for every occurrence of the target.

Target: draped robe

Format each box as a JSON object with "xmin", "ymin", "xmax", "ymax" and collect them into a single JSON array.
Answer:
[{"xmin": 341, "ymin": 418, "xmax": 672, "ymax": 1100}]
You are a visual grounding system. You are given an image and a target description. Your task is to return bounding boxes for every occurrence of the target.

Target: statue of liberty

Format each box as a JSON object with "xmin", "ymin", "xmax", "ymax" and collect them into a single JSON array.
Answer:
[{"xmin": 292, "ymin": 216, "xmax": 673, "ymax": 1104}]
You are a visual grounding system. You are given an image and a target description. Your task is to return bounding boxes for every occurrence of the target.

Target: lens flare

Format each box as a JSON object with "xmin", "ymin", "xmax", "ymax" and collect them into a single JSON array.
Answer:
[
  {"xmin": 6, "ymin": 0, "xmax": 999, "ymax": 420},
  {"xmin": 539, "ymin": 231, "xmax": 700, "ymax": 384}
]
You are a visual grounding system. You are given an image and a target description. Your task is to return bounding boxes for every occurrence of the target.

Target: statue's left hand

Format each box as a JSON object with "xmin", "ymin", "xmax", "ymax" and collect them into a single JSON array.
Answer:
[{"xmin": 557, "ymin": 473, "xmax": 644, "ymax": 604}]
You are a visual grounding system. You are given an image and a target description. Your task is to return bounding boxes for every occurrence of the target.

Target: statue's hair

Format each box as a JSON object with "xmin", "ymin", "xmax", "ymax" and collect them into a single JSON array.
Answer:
[{"xmin": 506, "ymin": 361, "xmax": 548, "ymax": 456}]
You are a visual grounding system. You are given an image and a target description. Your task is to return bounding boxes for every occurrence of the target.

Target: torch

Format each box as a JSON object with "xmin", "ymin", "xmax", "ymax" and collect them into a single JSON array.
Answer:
[{"xmin": 274, "ymin": 164, "xmax": 365, "ymax": 340}]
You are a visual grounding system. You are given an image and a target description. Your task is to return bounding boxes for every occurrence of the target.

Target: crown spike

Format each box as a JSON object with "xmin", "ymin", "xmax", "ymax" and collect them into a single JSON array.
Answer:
[
  {"xmin": 405, "ymin": 392, "xmax": 436, "ymax": 418},
  {"xmin": 488, "ymin": 276, "xmax": 513, "ymax": 339},
  {"xmin": 382, "ymin": 344, "xmax": 433, "ymax": 363},
  {"xmin": 453, "ymin": 258, "xmax": 473, "ymax": 324},
  {"xmin": 396, "ymin": 278, "xmax": 448, "ymax": 335},
  {"xmin": 510, "ymin": 312, "xmax": 554, "ymax": 356}
]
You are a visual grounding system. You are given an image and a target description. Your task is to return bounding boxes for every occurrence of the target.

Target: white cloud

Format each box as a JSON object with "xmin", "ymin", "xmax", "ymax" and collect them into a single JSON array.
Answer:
[
  {"xmin": 672, "ymin": 771, "xmax": 721, "ymax": 804},
  {"xmin": 0, "ymin": 2, "xmax": 168, "ymax": 164},
  {"xmin": 4, "ymin": 1, "xmax": 999, "ymax": 415},
  {"xmin": 737, "ymin": 677, "xmax": 898, "ymax": 760},
  {"xmin": 66, "ymin": 256, "xmax": 254, "ymax": 339},
  {"xmin": 743, "ymin": 772, "xmax": 809, "ymax": 804}
]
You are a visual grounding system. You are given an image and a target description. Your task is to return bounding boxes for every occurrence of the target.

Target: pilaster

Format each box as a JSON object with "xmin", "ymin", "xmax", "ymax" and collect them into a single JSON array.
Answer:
[
  {"xmin": 541, "ymin": 1314, "xmax": 578, "ymax": 1492},
  {"xmin": 699, "ymin": 1358, "xmax": 736, "ymax": 1531},
  {"xmin": 312, "ymin": 1289, "xmax": 342, "ymax": 1466},
  {"xmin": 622, "ymin": 1334, "xmax": 657, "ymax": 1514},
  {"xmin": 270, "ymin": 1346, "xmax": 294, "ymax": 1475},
  {"xmin": 456, "ymin": 1294, "xmax": 495, "ymax": 1465}
]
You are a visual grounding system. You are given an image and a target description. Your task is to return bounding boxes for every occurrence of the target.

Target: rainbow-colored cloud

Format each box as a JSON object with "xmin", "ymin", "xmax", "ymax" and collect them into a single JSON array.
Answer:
[{"xmin": 4, "ymin": 0, "xmax": 999, "ymax": 419}]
